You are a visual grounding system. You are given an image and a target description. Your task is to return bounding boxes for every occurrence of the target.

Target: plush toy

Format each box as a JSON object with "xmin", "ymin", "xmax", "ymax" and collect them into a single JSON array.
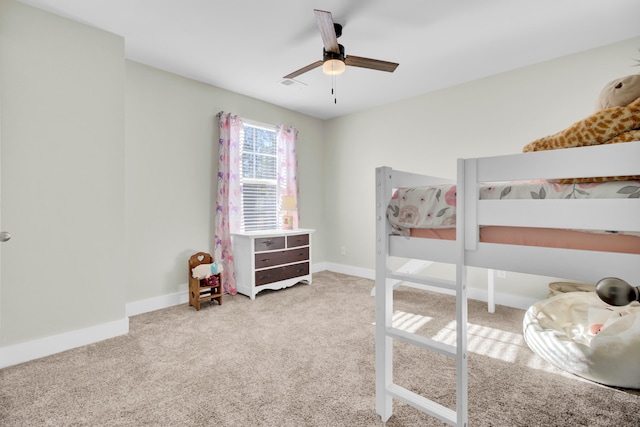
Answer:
[
  {"xmin": 522, "ymin": 74, "xmax": 640, "ymax": 183},
  {"xmin": 595, "ymin": 73, "xmax": 640, "ymax": 111},
  {"xmin": 524, "ymin": 73, "xmax": 640, "ymax": 152},
  {"xmin": 523, "ymin": 90, "xmax": 640, "ymax": 153},
  {"xmin": 191, "ymin": 260, "xmax": 223, "ymax": 280}
]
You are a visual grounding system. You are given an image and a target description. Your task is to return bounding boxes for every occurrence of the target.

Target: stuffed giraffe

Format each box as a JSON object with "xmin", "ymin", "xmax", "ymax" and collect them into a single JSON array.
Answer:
[
  {"xmin": 522, "ymin": 74, "xmax": 640, "ymax": 183},
  {"xmin": 522, "ymin": 96, "xmax": 640, "ymax": 153}
]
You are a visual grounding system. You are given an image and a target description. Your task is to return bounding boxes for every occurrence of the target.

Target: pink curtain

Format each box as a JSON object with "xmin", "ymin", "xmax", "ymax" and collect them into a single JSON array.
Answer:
[
  {"xmin": 276, "ymin": 125, "xmax": 299, "ymax": 228},
  {"xmin": 214, "ymin": 112, "xmax": 243, "ymax": 295}
]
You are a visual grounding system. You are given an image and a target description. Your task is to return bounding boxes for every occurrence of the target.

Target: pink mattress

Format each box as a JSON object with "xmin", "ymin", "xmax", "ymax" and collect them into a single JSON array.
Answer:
[{"xmin": 410, "ymin": 226, "xmax": 640, "ymax": 254}]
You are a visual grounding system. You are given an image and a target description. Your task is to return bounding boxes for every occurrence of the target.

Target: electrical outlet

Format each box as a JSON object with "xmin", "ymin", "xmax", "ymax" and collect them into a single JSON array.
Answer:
[
  {"xmin": 340, "ymin": 246, "xmax": 347, "ymax": 255},
  {"xmin": 497, "ymin": 270, "xmax": 507, "ymax": 279}
]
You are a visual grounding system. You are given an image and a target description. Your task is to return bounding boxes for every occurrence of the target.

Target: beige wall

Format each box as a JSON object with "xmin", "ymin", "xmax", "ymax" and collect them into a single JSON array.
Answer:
[
  {"xmin": 0, "ymin": 0, "xmax": 126, "ymax": 345},
  {"xmin": 125, "ymin": 61, "xmax": 326, "ymax": 303},
  {"xmin": 324, "ymin": 36, "xmax": 640, "ymax": 300}
]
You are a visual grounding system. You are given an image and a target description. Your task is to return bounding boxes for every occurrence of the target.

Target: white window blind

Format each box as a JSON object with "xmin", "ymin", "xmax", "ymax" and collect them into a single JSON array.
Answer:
[{"xmin": 240, "ymin": 122, "xmax": 278, "ymax": 231}]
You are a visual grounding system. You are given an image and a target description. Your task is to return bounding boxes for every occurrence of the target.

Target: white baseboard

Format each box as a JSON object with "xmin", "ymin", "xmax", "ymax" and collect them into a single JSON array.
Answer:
[
  {"xmin": 126, "ymin": 291, "xmax": 189, "ymax": 317},
  {"xmin": 325, "ymin": 262, "xmax": 374, "ymax": 280},
  {"xmin": 127, "ymin": 262, "xmax": 329, "ymax": 317},
  {"xmin": 0, "ymin": 262, "xmax": 367, "ymax": 370},
  {"xmin": 325, "ymin": 262, "xmax": 537, "ymax": 310},
  {"xmin": 312, "ymin": 261, "xmax": 328, "ymax": 274},
  {"xmin": 0, "ymin": 262, "xmax": 537, "ymax": 370},
  {"xmin": 0, "ymin": 289, "xmax": 190, "ymax": 369},
  {"xmin": 0, "ymin": 317, "xmax": 129, "ymax": 369},
  {"xmin": 489, "ymin": 292, "xmax": 538, "ymax": 311}
]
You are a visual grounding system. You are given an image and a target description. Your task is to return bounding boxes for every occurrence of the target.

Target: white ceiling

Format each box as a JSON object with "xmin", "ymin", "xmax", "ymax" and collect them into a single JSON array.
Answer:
[{"xmin": 19, "ymin": 0, "xmax": 640, "ymax": 120}]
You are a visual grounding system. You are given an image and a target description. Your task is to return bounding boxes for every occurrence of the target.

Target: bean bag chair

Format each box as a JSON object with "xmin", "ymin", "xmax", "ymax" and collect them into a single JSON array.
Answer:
[{"xmin": 523, "ymin": 292, "xmax": 640, "ymax": 388}]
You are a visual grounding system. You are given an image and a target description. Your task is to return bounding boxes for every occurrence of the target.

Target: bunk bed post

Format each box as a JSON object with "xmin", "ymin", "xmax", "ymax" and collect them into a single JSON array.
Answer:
[
  {"xmin": 487, "ymin": 269, "xmax": 496, "ymax": 314},
  {"xmin": 375, "ymin": 167, "xmax": 393, "ymax": 421},
  {"xmin": 456, "ymin": 158, "xmax": 470, "ymax": 427}
]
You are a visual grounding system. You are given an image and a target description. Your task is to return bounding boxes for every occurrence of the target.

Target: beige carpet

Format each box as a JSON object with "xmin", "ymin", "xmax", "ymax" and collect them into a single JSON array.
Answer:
[{"xmin": 0, "ymin": 271, "xmax": 638, "ymax": 426}]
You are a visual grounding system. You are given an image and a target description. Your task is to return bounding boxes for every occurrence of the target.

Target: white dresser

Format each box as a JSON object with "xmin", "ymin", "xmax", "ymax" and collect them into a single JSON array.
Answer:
[{"xmin": 232, "ymin": 229, "xmax": 314, "ymax": 299}]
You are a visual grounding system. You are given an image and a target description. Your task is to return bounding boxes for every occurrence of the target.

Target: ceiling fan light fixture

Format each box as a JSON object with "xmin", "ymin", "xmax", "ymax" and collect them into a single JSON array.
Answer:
[
  {"xmin": 322, "ymin": 44, "xmax": 346, "ymax": 75},
  {"xmin": 323, "ymin": 58, "xmax": 346, "ymax": 75}
]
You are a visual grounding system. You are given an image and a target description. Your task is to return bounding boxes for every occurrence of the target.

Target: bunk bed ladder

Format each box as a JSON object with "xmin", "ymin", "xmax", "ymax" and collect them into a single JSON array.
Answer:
[{"xmin": 375, "ymin": 166, "xmax": 468, "ymax": 427}]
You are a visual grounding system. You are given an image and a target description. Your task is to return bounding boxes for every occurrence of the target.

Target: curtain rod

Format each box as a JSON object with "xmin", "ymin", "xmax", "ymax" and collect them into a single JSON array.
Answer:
[{"xmin": 216, "ymin": 111, "xmax": 296, "ymax": 133}]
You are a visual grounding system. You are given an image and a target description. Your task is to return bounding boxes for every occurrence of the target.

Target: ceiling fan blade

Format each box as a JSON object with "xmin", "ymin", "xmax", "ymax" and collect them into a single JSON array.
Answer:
[
  {"xmin": 345, "ymin": 55, "xmax": 399, "ymax": 73},
  {"xmin": 283, "ymin": 60, "xmax": 323, "ymax": 79},
  {"xmin": 314, "ymin": 9, "xmax": 340, "ymax": 53}
]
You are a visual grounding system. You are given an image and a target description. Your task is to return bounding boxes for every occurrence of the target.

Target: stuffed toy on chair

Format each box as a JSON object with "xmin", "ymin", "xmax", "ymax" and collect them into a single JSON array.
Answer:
[{"xmin": 191, "ymin": 260, "xmax": 223, "ymax": 280}]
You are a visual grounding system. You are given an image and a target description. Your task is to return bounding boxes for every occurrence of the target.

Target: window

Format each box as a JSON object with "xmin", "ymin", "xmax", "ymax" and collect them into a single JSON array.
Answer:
[{"xmin": 240, "ymin": 122, "xmax": 278, "ymax": 231}]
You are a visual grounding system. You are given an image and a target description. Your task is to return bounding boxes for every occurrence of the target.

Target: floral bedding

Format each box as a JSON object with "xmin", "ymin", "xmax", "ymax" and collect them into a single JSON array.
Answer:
[{"xmin": 387, "ymin": 180, "xmax": 640, "ymax": 236}]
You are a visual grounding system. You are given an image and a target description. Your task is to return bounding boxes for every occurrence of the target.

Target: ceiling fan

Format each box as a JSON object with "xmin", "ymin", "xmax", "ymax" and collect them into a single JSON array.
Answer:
[{"xmin": 283, "ymin": 9, "xmax": 399, "ymax": 79}]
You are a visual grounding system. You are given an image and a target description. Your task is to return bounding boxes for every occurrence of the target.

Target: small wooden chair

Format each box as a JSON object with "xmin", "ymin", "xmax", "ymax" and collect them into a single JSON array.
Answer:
[{"xmin": 188, "ymin": 252, "xmax": 222, "ymax": 310}]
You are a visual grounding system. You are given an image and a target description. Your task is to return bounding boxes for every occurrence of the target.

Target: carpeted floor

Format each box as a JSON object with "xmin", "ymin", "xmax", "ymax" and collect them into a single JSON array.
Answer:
[{"xmin": 0, "ymin": 271, "xmax": 638, "ymax": 426}]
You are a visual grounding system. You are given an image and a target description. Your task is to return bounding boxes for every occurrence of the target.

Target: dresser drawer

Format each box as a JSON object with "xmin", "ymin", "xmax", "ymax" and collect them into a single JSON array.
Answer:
[
  {"xmin": 254, "ymin": 236, "xmax": 285, "ymax": 252},
  {"xmin": 254, "ymin": 247, "xmax": 309, "ymax": 269},
  {"xmin": 287, "ymin": 234, "xmax": 309, "ymax": 248},
  {"xmin": 255, "ymin": 262, "xmax": 310, "ymax": 286}
]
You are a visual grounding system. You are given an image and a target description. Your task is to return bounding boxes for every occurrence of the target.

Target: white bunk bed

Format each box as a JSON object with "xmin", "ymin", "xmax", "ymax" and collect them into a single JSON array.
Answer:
[{"xmin": 375, "ymin": 141, "xmax": 640, "ymax": 426}]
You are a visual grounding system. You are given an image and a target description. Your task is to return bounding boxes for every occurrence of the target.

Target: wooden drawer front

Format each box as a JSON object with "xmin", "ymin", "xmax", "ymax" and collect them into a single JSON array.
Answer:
[
  {"xmin": 255, "ymin": 247, "xmax": 309, "ymax": 269},
  {"xmin": 254, "ymin": 236, "xmax": 285, "ymax": 252},
  {"xmin": 287, "ymin": 234, "xmax": 309, "ymax": 248},
  {"xmin": 255, "ymin": 262, "xmax": 310, "ymax": 286}
]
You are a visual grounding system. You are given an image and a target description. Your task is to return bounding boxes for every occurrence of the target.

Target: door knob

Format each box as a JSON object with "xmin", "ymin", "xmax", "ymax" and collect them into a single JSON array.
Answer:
[{"xmin": 0, "ymin": 231, "xmax": 11, "ymax": 242}]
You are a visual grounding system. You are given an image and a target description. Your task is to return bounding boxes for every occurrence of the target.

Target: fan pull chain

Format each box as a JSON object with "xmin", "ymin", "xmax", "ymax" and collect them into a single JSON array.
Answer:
[{"xmin": 332, "ymin": 74, "xmax": 337, "ymax": 104}]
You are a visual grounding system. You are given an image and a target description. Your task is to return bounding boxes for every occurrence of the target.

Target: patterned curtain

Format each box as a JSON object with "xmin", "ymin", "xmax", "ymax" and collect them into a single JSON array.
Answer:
[
  {"xmin": 276, "ymin": 125, "xmax": 299, "ymax": 228},
  {"xmin": 214, "ymin": 112, "xmax": 243, "ymax": 295}
]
